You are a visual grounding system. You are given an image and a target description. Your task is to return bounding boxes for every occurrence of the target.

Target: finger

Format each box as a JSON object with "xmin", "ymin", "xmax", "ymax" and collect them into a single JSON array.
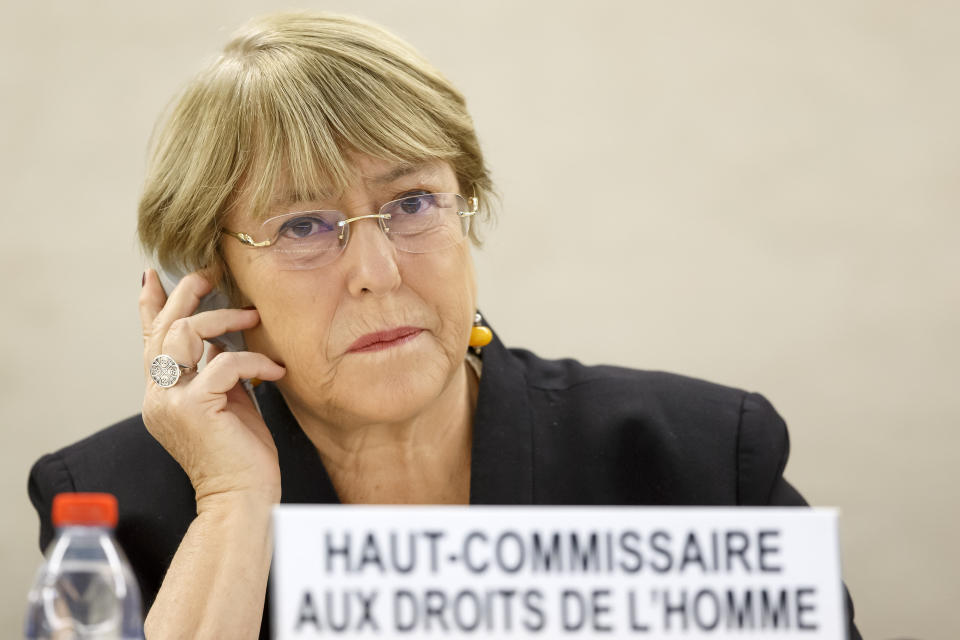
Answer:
[
  {"xmin": 146, "ymin": 270, "xmax": 214, "ymax": 337},
  {"xmin": 155, "ymin": 308, "xmax": 260, "ymax": 374},
  {"xmin": 152, "ymin": 270, "xmax": 215, "ymax": 327},
  {"xmin": 139, "ymin": 268, "xmax": 167, "ymax": 343},
  {"xmin": 197, "ymin": 352, "xmax": 286, "ymax": 396},
  {"xmin": 174, "ymin": 309, "xmax": 260, "ymax": 343},
  {"xmin": 142, "ymin": 271, "xmax": 215, "ymax": 367}
]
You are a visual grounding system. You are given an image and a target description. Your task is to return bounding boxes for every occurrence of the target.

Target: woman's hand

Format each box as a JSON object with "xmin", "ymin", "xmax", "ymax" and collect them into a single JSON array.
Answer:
[{"xmin": 139, "ymin": 268, "xmax": 286, "ymax": 506}]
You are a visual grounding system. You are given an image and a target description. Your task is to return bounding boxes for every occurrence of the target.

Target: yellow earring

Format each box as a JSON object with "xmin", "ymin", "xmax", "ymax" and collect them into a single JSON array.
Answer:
[{"xmin": 469, "ymin": 312, "xmax": 493, "ymax": 348}]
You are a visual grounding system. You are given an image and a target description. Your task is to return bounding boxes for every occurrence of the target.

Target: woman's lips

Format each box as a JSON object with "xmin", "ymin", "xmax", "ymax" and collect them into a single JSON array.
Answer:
[{"xmin": 347, "ymin": 327, "xmax": 423, "ymax": 353}]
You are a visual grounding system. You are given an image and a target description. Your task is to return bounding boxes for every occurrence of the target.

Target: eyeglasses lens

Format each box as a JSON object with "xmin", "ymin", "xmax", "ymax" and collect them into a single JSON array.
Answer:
[
  {"xmin": 260, "ymin": 193, "xmax": 470, "ymax": 270},
  {"xmin": 381, "ymin": 193, "xmax": 468, "ymax": 254}
]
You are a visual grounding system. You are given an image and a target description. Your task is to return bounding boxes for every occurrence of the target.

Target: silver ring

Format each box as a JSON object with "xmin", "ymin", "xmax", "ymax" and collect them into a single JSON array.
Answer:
[{"xmin": 150, "ymin": 354, "xmax": 196, "ymax": 388}]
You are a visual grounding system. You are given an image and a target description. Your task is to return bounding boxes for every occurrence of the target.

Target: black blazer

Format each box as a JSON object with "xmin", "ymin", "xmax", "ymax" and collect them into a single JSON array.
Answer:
[{"xmin": 28, "ymin": 332, "xmax": 861, "ymax": 638}]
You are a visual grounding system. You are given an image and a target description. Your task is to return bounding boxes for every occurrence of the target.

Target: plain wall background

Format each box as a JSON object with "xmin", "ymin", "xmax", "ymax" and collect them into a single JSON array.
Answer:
[{"xmin": 2, "ymin": 1, "xmax": 957, "ymax": 637}]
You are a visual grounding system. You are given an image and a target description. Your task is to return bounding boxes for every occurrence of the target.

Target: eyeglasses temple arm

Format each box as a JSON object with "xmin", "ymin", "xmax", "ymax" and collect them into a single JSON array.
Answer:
[{"xmin": 222, "ymin": 229, "xmax": 274, "ymax": 248}]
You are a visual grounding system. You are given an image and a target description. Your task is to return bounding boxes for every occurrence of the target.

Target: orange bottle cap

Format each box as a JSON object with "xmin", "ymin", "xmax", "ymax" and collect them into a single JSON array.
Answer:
[{"xmin": 52, "ymin": 493, "xmax": 118, "ymax": 528}]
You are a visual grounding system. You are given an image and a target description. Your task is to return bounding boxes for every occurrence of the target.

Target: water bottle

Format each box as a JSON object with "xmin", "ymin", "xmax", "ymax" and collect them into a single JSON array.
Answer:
[{"xmin": 25, "ymin": 492, "xmax": 144, "ymax": 639}]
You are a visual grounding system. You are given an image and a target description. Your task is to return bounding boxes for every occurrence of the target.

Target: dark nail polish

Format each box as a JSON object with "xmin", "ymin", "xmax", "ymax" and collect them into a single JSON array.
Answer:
[
  {"xmin": 242, "ymin": 305, "xmax": 256, "ymax": 310},
  {"xmin": 141, "ymin": 271, "xmax": 146, "ymax": 287}
]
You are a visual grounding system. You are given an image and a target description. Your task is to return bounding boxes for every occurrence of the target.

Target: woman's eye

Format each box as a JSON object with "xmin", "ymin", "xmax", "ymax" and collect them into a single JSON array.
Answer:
[
  {"xmin": 394, "ymin": 191, "xmax": 437, "ymax": 215},
  {"xmin": 279, "ymin": 216, "xmax": 335, "ymax": 239}
]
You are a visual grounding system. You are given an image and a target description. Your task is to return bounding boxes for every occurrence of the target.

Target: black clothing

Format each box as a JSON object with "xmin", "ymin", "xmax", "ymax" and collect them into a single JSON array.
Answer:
[{"xmin": 28, "ymin": 332, "xmax": 860, "ymax": 638}]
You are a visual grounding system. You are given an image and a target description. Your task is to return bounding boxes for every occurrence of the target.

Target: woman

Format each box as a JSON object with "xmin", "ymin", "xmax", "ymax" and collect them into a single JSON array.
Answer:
[{"xmin": 29, "ymin": 11, "xmax": 860, "ymax": 639}]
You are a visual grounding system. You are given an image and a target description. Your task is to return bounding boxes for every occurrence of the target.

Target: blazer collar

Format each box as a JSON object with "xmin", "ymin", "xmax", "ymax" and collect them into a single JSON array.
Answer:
[{"xmin": 256, "ymin": 323, "xmax": 534, "ymax": 505}]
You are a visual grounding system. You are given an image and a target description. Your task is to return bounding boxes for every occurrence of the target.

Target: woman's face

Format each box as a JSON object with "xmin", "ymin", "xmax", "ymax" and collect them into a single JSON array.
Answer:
[{"xmin": 221, "ymin": 154, "xmax": 477, "ymax": 426}]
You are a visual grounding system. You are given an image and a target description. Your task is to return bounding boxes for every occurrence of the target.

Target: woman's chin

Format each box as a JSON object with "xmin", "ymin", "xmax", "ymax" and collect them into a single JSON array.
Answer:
[
  {"xmin": 351, "ymin": 364, "xmax": 452, "ymax": 422},
  {"xmin": 335, "ymin": 378, "xmax": 447, "ymax": 425}
]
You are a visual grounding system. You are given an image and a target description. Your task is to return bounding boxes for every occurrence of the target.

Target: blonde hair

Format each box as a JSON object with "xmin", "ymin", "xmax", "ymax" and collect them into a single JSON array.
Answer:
[{"xmin": 138, "ymin": 11, "xmax": 494, "ymax": 297}]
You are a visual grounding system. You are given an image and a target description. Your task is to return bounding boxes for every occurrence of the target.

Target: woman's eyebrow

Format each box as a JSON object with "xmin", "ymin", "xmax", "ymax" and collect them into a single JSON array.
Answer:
[
  {"xmin": 269, "ymin": 187, "xmax": 335, "ymax": 209},
  {"xmin": 269, "ymin": 163, "xmax": 439, "ymax": 209},
  {"xmin": 365, "ymin": 162, "xmax": 435, "ymax": 185}
]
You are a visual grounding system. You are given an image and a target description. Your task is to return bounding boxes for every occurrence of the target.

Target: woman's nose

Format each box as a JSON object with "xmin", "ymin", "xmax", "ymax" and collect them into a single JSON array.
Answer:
[{"xmin": 341, "ymin": 217, "xmax": 402, "ymax": 297}]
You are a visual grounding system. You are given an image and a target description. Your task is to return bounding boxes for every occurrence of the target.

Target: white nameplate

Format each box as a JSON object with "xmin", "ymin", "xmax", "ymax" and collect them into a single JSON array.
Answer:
[{"xmin": 272, "ymin": 506, "xmax": 846, "ymax": 639}]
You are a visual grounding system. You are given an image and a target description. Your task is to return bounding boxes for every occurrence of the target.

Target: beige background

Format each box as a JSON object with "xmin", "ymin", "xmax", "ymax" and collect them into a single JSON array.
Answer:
[{"xmin": 2, "ymin": 1, "xmax": 957, "ymax": 637}]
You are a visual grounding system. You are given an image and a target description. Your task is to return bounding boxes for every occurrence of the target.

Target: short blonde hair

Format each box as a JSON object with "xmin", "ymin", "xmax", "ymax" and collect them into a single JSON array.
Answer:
[{"xmin": 138, "ymin": 11, "xmax": 494, "ymax": 297}]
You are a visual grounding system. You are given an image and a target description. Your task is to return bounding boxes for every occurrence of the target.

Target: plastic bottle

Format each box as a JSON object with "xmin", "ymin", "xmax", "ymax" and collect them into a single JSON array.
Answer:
[{"xmin": 25, "ymin": 492, "xmax": 144, "ymax": 639}]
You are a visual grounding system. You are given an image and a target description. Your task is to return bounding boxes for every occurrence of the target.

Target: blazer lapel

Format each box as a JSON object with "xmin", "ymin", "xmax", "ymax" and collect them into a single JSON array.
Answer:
[
  {"xmin": 468, "ymin": 330, "xmax": 535, "ymax": 505},
  {"xmin": 257, "ymin": 382, "xmax": 341, "ymax": 505}
]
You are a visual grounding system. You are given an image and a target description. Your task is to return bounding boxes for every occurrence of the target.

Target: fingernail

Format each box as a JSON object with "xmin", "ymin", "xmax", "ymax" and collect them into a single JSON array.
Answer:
[
  {"xmin": 141, "ymin": 271, "xmax": 146, "ymax": 287},
  {"xmin": 242, "ymin": 305, "xmax": 256, "ymax": 310}
]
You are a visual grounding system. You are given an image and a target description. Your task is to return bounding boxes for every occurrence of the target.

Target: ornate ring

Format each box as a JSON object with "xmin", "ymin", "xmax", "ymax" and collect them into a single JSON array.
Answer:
[{"xmin": 150, "ymin": 354, "xmax": 196, "ymax": 388}]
